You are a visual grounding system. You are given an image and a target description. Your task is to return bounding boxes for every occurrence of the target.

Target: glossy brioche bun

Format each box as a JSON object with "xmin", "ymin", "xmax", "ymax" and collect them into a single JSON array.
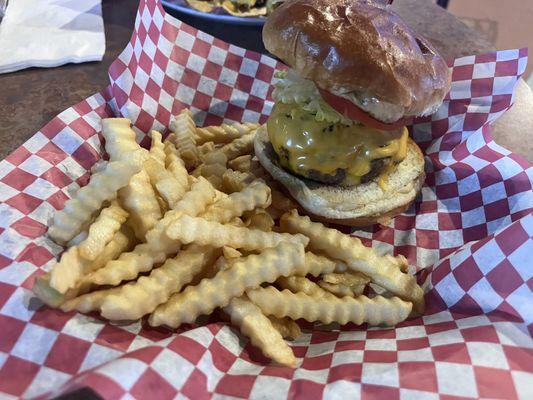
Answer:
[
  {"xmin": 263, "ymin": 0, "xmax": 451, "ymax": 122},
  {"xmin": 254, "ymin": 126, "xmax": 425, "ymax": 227}
]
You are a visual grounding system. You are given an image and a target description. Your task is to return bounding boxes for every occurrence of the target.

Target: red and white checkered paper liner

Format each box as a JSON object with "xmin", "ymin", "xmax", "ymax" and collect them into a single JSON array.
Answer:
[{"xmin": 0, "ymin": 1, "xmax": 532, "ymax": 398}]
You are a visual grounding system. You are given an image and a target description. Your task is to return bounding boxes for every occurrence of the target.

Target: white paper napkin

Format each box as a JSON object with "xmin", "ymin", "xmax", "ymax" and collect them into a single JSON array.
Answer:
[{"xmin": 0, "ymin": 0, "xmax": 105, "ymax": 74}]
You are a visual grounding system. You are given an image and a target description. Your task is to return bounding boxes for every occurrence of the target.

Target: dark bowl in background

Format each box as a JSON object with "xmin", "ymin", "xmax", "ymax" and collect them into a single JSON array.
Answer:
[{"xmin": 162, "ymin": 1, "xmax": 269, "ymax": 55}]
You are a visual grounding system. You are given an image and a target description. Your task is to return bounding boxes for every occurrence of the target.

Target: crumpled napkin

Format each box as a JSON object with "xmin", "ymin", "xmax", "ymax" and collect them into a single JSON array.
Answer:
[{"xmin": 0, "ymin": 0, "xmax": 105, "ymax": 74}]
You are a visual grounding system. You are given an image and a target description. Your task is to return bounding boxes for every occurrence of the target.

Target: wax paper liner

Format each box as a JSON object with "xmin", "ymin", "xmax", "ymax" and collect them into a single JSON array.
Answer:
[{"xmin": 0, "ymin": 1, "xmax": 532, "ymax": 399}]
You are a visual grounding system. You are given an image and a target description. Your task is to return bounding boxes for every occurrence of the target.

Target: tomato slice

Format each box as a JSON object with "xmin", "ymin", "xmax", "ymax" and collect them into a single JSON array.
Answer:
[{"xmin": 318, "ymin": 89, "xmax": 413, "ymax": 131}]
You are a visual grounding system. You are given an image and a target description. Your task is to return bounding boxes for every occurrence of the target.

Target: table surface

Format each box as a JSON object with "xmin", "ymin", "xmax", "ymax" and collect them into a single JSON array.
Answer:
[{"xmin": 0, "ymin": 0, "xmax": 503, "ymax": 161}]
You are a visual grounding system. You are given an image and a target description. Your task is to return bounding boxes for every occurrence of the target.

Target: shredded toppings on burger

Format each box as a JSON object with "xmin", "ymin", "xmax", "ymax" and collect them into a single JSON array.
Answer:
[{"xmin": 272, "ymin": 70, "xmax": 354, "ymax": 125}]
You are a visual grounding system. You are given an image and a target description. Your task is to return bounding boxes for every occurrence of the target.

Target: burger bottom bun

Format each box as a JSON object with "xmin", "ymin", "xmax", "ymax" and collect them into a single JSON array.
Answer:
[{"xmin": 254, "ymin": 126, "xmax": 426, "ymax": 227}]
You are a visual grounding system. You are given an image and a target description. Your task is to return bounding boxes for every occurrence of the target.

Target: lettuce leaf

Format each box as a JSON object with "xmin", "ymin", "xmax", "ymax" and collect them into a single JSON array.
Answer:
[{"xmin": 272, "ymin": 69, "xmax": 353, "ymax": 125}]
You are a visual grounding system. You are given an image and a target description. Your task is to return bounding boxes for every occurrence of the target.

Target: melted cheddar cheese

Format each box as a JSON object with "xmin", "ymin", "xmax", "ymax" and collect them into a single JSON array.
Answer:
[{"xmin": 267, "ymin": 103, "xmax": 408, "ymax": 186}]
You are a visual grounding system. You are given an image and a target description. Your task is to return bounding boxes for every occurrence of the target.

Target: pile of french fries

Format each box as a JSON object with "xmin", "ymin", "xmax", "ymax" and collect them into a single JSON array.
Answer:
[{"xmin": 34, "ymin": 110, "xmax": 424, "ymax": 367}]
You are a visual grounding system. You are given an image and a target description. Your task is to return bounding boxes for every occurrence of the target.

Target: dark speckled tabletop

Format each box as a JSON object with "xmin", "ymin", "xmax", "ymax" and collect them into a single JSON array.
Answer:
[
  {"xmin": 0, "ymin": 0, "xmax": 137, "ymax": 160},
  {"xmin": 0, "ymin": 0, "xmax": 502, "ymax": 161}
]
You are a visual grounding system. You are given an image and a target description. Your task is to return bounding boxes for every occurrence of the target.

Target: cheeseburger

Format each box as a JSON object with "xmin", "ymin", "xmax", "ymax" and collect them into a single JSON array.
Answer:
[{"xmin": 255, "ymin": 0, "xmax": 451, "ymax": 226}]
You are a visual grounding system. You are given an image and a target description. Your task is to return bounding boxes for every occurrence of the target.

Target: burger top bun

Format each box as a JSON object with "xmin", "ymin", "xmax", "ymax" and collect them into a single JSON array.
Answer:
[{"xmin": 263, "ymin": 0, "xmax": 451, "ymax": 122}]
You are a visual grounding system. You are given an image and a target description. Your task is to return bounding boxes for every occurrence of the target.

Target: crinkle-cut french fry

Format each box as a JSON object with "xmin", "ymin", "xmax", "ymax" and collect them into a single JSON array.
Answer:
[
  {"xmin": 205, "ymin": 175, "xmax": 223, "ymax": 190},
  {"xmin": 203, "ymin": 248, "xmax": 241, "ymax": 278},
  {"xmin": 93, "ymin": 224, "xmax": 136, "ymax": 260},
  {"xmin": 247, "ymin": 286, "xmax": 413, "ymax": 326},
  {"xmin": 267, "ymin": 315, "xmax": 301, "ymax": 340},
  {"xmin": 155, "ymin": 193, "xmax": 169, "ymax": 213},
  {"xmin": 261, "ymin": 252, "xmax": 336, "ymax": 286},
  {"xmin": 166, "ymin": 214, "xmax": 308, "ymax": 251},
  {"xmin": 197, "ymin": 141, "xmax": 216, "ymax": 159},
  {"xmin": 33, "ymin": 274, "xmax": 69, "ymax": 308},
  {"xmin": 230, "ymin": 155, "xmax": 265, "ymax": 178},
  {"xmin": 265, "ymin": 207, "xmax": 283, "ymax": 221},
  {"xmin": 48, "ymin": 153, "xmax": 147, "ymax": 244},
  {"xmin": 169, "ymin": 176, "xmax": 216, "ymax": 216},
  {"xmin": 396, "ymin": 254, "xmax": 409, "ymax": 273},
  {"xmin": 223, "ymin": 152, "xmax": 268, "ymax": 181},
  {"xmin": 213, "ymin": 256, "xmax": 231, "ymax": 272},
  {"xmin": 67, "ymin": 231, "xmax": 88, "ymax": 248},
  {"xmin": 191, "ymin": 166, "xmax": 202, "ymax": 177},
  {"xmin": 149, "ymin": 242, "xmax": 306, "ymax": 328},
  {"xmin": 224, "ymin": 295, "xmax": 296, "ymax": 367},
  {"xmin": 222, "ymin": 155, "xmax": 290, "ymax": 202},
  {"xmin": 249, "ymin": 160, "xmax": 270, "ymax": 179},
  {"xmin": 264, "ymin": 184, "xmax": 301, "ymax": 220},
  {"xmin": 118, "ymin": 169, "xmax": 162, "ymax": 240},
  {"xmin": 228, "ymin": 154, "xmax": 252, "ymax": 172},
  {"xmin": 276, "ymin": 276, "xmax": 330, "ymax": 298},
  {"xmin": 34, "ymin": 274, "xmax": 84, "ymax": 308},
  {"xmin": 171, "ymin": 109, "xmax": 199, "ymax": 170},
  {"xmin": 214, "ymin": 189, "xmax": 228, "ymax": 201},
  {"xmin": 144, "ymin": 158, "xmax": 186, "ymax": 208},
  {"xmin": 150, "ymin": 130, "xmax": 166, "ymax": 165},
  {"xmin": 100, "ymin": 245, "xmax": 217, "ymax": 320},
  {"xmin": 368, "ymin": 283, "xmax": 397, "ymax": 299},
  {"xmin": 322, "ymin": 272, "xmax": 371, "ymax": 287},
  {"xmin": 196, "ymin": 150, "xmax": 228, "ymax": 190},
  {"xmin": 270, "ymin": 187, "xmax": 299, "ymax": 213},
  {"xmin": 318, "ymin": 281, "xmax": 357, "ymax": 297},
  {"xmin": 165, "ymin": 133, "xmax": 178, "ymax": 149},
  {"xmin": 280, "ymin": 210, "xmax": 424, "ymax": 313},
  {"xmin": 221, "ymin": 169, "xmax": 256, "ymax": 193},
  {"xmin": 200, "ymin": 151, "xmax": 228, "ymax": 175},
  {"xmin": 49, "ymin": 226, "xmax": 135, "ymax": 293},
  {"xmin": 165, "ymin": 155, "xmax": 188, "ymax": 186},
  {"xmin": 143, "ymin": 177, "xmax": 216, "ymax": 252},
  {"xmin": 141, "ymin": 216, "xmax": 178, "ymax": 254},
  {"xmin": 202, "ymin": 149, "xmax": 227, "ymax": 166},
  {"xmin": 220, "ymin": 132, "xmax": 255, "ymax": 161},
  {"xmin": 189, "ymin": 174, "xmax": 198, "ymax": 188},
  {"xmin": 321, "ymin": 272, "xmax": 370, "ymax": 296},
  {"xmin": 200, "ymin": 180, "xmax": 271, "ymax": 223},
  {"xmin": 226, "ymin": 166, "xmax": 295, "ymax": 217},
  {"xmin": 163, "ymin": 140, "xmax": 189, "ymax": 189},
  {"xmin": 82, "ymin": 243, "xmax": 174, "ymax": 287},
  {"xmin": 222, "ymin": 246, "xmax": 242, "ymax": 260},
  {"xmin": 90, "ymin": 159, "xmax": 108, "ymax": 175},
  {"xmin": 303, "ymin": 252, "xmax": 342, "ymax": 277},
  {"xmin": 101, "ymin": 118, "xmax": 140, "ymax": 160},
  {"xmin": 61, "ymin": 286, "xmax": 124, "ymax": 313},
  {"xmin": 188, "ymin": 252, "xmax": 229, "ymax": 286},
  {"xmin": 249, "ymin": 157, "xmax": 267, "ymax": 173},
  {"xmin": 220, "ymin": 169, "xmax": 294, "ymax": 219},
  {"xmin": 87, "ymin": 178, "xmax": 216, "ymax": 287},
  {"xmin": 195, "ymin": 122, "xmax": 260, "ymax": 145},
  {"xmin": 210, "ymin": 246, "xmax": 243, "ymax": 274},
  {"xmin": 243, "ymin": 209, "xmax": 275, "ymax": 231},
  {"xmin": 229, "ymin": 218, "xmax": 246, "ymax": 227},
  {"xmin": 79, "ymin": 200, "xmax": 128, "ymax": 260}
]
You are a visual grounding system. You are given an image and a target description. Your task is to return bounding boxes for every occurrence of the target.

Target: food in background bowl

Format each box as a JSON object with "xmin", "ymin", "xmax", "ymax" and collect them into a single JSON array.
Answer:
[{"xmin": 175, "ymin": 0, "xmax": 285, "ymax": 17}]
